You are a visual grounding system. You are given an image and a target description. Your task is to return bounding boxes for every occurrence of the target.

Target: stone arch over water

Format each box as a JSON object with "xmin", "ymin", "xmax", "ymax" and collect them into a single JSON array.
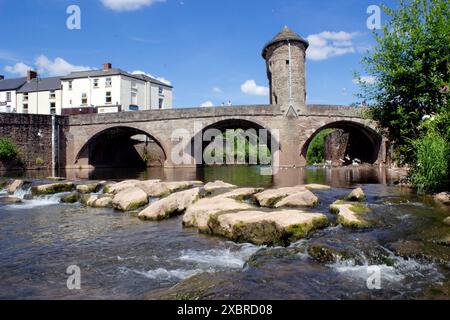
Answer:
[
  {"xmin": 75, "ymin": 126, "xmax": 168, "ymax": 168},
  {"xmin": 301, "ymin": 120, "xmax": 383, "ymax": 166}
]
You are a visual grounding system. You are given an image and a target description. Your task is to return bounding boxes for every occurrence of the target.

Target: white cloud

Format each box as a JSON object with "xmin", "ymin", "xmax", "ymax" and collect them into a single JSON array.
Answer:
[
  {"xmin": 100, "ymin": 0, "xmax": 165, "ymax": 11},
  {"xmin": 200, "ymin": 101, "xmax": 214, "ymax": 107},
  {"xmin": 353, "ymin": 76, "xmax": 377, "ymax": 85},
  {"xmin": 212, "ymin": 87, "xmax": 222, "ymax": 93},
  {"xmin": 4, "ymin": 62, "xmax": 33, "ymax": 76},
  {"xmin": 131, "ymin": 70, "xmax": 172, "ymax": 85},
  {"xmin": 35, "ymin": 55, "xmax": 91, "ymax": 76},
  {"xmin": 306, "ymin": 31, "xmax": 359, "ymax": 61},
  {"xmin": 240, "ymin": 80, "xmax": 269, "ymax": 96}
]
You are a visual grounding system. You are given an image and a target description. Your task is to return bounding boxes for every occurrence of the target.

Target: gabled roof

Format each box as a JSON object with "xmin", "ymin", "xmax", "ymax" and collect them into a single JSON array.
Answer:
[
  {"xmin": 61, "ymin": 68, "xmax": 173, "ymax": 88},
  {"xmin": 17, "ymin": 77, "xmax": 62, "ymax": 93},
  {"xmin": 262, "ymin": 26, "xmax": 309, "ymax": 58},
  {"xmin": 0, "ymin": 77, "xmax": 27, "ymax": 91}
]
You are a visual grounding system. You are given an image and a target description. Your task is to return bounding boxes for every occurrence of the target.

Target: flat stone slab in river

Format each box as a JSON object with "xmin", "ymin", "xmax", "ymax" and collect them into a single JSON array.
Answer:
[
  {"xmin": 203, "ymin": 181, "xmax": 237, "ymax": 193},
  {"xmin": 183, "ymin": 196, "xmax": 254, "ymax": 232},
  {"xmin": 346, "ymin": 187, "xmax": 366, "ymax": 202},
  {"xmin": 31, "ymin": 182, "xmax": 75, "ymax": 195},
  {"xmin": 274, "ymin": 189, "xmax": 319, "ymax": 208},
  {"xmin": 305, "ymin": 184, "xmax": 331, "ymax": 190},
  {"xmin": 255, "ymin": 186, "xmax": 308, "ymax": 207},
  {"xmin": 214, "ymin": 188, "xmax": 263, "ymax": 200},
  {"xmin": 138, "ymin": 188, "xmax": 201, "ymax": 221},
  {"xmin": 213, "ymin": 210, "xmax": 329, "ymax": 245},
  {"xmin": 0, "ymin": 197, "xmax": 22, "ymax": 204},
  {"xmin": 330, "ymin": 200, "xmax": 374, "ymax": 228},
  {"xmin": 7, "ymin": 179, "xmax": 24, "ymax": 194},
  {"xmin": 112, "ymin": 187, "xmax": 148, "ymax": 211}
]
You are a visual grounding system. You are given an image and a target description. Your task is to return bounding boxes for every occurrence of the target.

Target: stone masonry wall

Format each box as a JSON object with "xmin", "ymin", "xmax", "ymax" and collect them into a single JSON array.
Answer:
[{"xmin": 0, "ymin": 113, "xmax": 68, "ymax": 171}]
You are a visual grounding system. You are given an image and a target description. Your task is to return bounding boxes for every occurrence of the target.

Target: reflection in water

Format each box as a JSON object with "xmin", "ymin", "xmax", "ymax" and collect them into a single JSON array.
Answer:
[{"xmin": 1, "ymin": 165, "xmax": 399, "ymax": 189}]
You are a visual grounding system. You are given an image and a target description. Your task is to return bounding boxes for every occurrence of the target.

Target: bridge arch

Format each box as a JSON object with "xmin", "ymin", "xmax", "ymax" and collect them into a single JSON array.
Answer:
[
  {"xmin": 300, "ymin": 120, "xmax": 383, "ymax": 166},
  {"xmin": 74, "ymin": 126, "xmax": 168, "ymax": 168},
  {"xmin": 188, "ymin": 118, "xmax": 279, "ymax": 166}
]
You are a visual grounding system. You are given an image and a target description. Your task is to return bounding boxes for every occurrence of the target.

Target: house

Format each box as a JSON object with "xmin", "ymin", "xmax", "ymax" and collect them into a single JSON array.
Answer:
[
  {"xmin": 60, "ymin": 63, "xmax": 173, "ymax": 115},
  {"xmin": 0, "ymin": 75, "xmax": 27, "ymax": 113},
  {"xmin": 16, "ymin": 72, "xmax": 63, "ymax": 115}
]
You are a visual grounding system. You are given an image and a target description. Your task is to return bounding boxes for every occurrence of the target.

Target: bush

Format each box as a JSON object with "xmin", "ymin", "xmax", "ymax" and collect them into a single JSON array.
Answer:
[
  {"xmin": 409, "ymin": 132, "xmax": 450, "ymax": 193},
  {"xmin": 0, "ymin": 138, "xmax": 19, "ymax": 161}
]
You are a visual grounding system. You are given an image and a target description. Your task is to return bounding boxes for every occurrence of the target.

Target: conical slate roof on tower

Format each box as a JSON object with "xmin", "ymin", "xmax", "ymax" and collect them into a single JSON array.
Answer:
[{"xmin": 262, "ymin": 26, "xmax": 309, "ymax": 58}]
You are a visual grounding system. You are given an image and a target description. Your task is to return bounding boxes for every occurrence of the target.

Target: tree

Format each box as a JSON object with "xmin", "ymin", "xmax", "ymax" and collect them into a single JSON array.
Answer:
[{"xmin": 358, "ymin": 0, "xmax": 450, "ymax": 164}]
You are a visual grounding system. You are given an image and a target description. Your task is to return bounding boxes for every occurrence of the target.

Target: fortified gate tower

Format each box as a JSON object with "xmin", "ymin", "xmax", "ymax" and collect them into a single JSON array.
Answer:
[{"xmin": 262, "ymin": 26, "xmax": 309, "ymax": 115}]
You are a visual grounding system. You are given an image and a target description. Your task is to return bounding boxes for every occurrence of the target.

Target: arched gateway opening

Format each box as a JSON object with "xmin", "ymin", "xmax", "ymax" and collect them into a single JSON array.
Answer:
[
  {"xmin": 75, "ymin": 126, "xmax": 167, "ymax": 168},
  {"xmin": 189, "ymin": 119, "xmax": 277, "ymax": 167},
  {"xmin": 302, "ymin": 121, "xmax": 383, "ymax": 166}
]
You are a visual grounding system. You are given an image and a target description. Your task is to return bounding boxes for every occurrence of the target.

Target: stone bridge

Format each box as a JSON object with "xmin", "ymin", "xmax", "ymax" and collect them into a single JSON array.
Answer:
[{"xmin": 66, "ymin": 104, "xmax": 389, "ymax": 169}]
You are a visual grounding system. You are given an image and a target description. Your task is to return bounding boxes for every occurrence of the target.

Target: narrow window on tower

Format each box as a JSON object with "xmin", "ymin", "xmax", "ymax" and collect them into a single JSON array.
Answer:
[{"xmin": 286, "ymin": 60, "xmax": 290, "ymax": 65}]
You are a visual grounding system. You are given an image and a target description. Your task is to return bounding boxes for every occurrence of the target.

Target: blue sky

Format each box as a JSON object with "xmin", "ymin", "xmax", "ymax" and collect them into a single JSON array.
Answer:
[{"xmin": 0, "ymin": 0, "xmax": 397, "ymax": 108}]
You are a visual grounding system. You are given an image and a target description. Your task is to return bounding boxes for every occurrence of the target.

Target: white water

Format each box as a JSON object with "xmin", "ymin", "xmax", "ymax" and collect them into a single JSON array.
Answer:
[{"xmin": 3, "ymin": 188, "xmax": 63, "ymax": 210}]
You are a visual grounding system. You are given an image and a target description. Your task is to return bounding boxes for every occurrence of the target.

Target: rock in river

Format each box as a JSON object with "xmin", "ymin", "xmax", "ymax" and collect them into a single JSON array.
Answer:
[
  {"xmin": 31, "ymin": 182, "xmax": 75, "ymax": 195},
  {"xmin": 81, "ymin": 194, "xmax": 113, "ymax": 208},
  {"xmin": 61, "ymin": 192, "xmax": 80, "ymax": 203},
  {"xmin": 112, "ymin": 187, "xmax": 148, "ymax": 211},
  {"xmin": 346, "ymin": 187, "xmax": 366, "ymax": 202},
  {"xmin": 255, "ymin": 186, "xmax": 309, "ymax": 207},
  {"xmin": 330, "ymin": 200, "xmax": 374, "ymax": 228},
  {"xmin": 76, "ymin": 182, "xmax": 102, "ymax": 194},
  {"xmin": 0, "ymin": 197, "xmax": 22, "ymax": 204},
  {"xmin": 214, "ymin": 188, "xmax": 263, "ymax": 200},
  {"xmin": 434, "ymin": 192, "xmax": 450, "ymax": 205},
  {"xmin": 183, "ymin": 196, "xmax": 254, "ymax": 232},
  {"xmin": 212, "ymin": 210, "xmax": 329, "ymax": 245},
  {"xmin": 203, "ymin": 180, "xmax": 237, "ymax": 193},
  {"xmin": 7, "ymin": 179, "xmax": 24, "ymax": 194},
  {"xmin": 139, "ymin": 188, "xmax": 201, "ymax": 221},
  {"xmin": 305, "ymin": 184, "xmax": 331, "ymax": 191},
  {"xmin": 274, "ymin": 189, "xmax": 319, "ymax": 208}
]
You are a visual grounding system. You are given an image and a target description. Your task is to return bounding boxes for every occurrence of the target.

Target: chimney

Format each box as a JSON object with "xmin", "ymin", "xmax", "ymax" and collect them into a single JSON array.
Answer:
[
  {"xmin": 0, "ymin": 75, "xmax": 4, "ymax": 81},
  {"xmin": 27, "ymin": 70, "xmax": 38, "ymax": 81},
  {"xmin": 103, "ymin": 63, "xmax": 112, "ymax": 71}
]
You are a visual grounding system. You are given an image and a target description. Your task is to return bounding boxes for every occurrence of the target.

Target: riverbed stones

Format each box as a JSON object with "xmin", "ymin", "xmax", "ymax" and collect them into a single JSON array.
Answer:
[
  {"xmin": 212, "ymin": 210, "xmax": 329, "ymax": 245},
  {"xmin": 330, "ymin": 200, "xmax": 374, "ymax": 228},
  {"xmin": 203, "ymin": 181, "xmax": 237, "ymax": 193},
  {"xmin": 214, "ymin": 188, "xmax": 263, "ymax": 200},
  {"xmin": 388, "ymin": 240, "xmax": 450, "ymax": 265},
  {"xmin": 0, "ymin": 196, "xmax": 22, "ymax": 204},
  {"xmin": 138, "ymin": 188, "xmax": 201, "ymax": 221},
  {"xmin": 183, "ymin": 197, "xmax": 254, "ymax": 231},
  {"xmin": 434, "ymin": 192, "xmax": 450, "ymax": 205},
  {"xmin": 346, "ymin": 187, "xmax": 366, "ymax": 202},
  {"xmin": 7, "ymin": 179, "xmax": 24, "ymax": 194},
  {"xmin": 31, "ymin": 182, "xmax": 75, "ymax": 195},
  {"xmin": 81, "ymin": 194, "xmax": 113, "ymax": 208},
  {"xmin": 104, "ymin": 180, "xmax": 143, "ymax": 194},
  {"xmin": 255, "ymin": 186, "xmax": 310, "ymax": 208},
  {"xmin": 305, "ymin": 184, "xmax": 331, "ymax": 191},
  {"xmin": 76, "ymin": 182, "xmax": 102, "ymax": 194},
  {"xmin": 112, "ymin": 187, "xmax": 148, "ymax": 211},
  {"xmin": 274, "ymin": 189, "xmax": 319, "ymax": 208},
  {"xmin": 61, "ymin": 192, "xmax": 80, "ymax": 203}
]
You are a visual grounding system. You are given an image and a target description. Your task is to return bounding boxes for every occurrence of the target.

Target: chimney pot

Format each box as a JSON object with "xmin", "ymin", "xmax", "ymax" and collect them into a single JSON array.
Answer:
[
  {"xmin": 27, "ymin": 70, "xmax": 38, "ymax": 81},
  {"xmin": 103, "ymin": 63, "xmax": 112, "ymax": 71}
]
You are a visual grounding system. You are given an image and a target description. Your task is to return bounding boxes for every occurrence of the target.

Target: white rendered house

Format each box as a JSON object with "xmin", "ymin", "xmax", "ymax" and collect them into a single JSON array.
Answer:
[
  {"xmin": 60, "ymin": 63, "xmax": 173, "ymax": 114},
  {"xmin": 0, "ymin": 75, "xmax": 27, "ymax": 113}
]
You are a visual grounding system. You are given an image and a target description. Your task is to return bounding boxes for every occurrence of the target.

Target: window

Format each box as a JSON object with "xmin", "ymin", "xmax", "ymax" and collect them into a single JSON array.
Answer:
[
  {"xmin": 23, "ymin": 104, "xmax": 28, "ymax": 114},
  {"xmin": 93, "ymin": 79, "xmax": 99, "ymax": 88},
  {"xmin": 81, "ymin": 93, "xmax": 88, "ymax": 105},
  {"xmin": 131, "ymin": 92, "xmax": 137, "ymax": 105},
  {"xmin": 68, "ymin": 81, "xmax": 73, "ymax": 90},
  {"xmin": 158, "ymin": 87, "xmax": 163, "ymax": 95},
  {"xmin": 286, "ymin": 60, "xmax": 290, "ymax": 65},
  {"xmin": 6, "ymin": 92, "xmax": 11, "ymax": 102},
  {"xmin": 105, "ymin": 91, "xmax": 112, "ymax": 104},
  {"xmin": 131, "ymin": 81, "xmax": 138, "ymax": 90},
  {"xmin": 159, "ymin": 98, "xmax": 164, "ymax": 109},
  {"xmin": 105, "ymin": 77, "xmax": 112, "ymax": 87},
  {"xmin": 49, "ymin": 90, "xmax": 56, "ymax": 99},
  {"xmin": 50, "ymin": 102, "xmax": 56, "ymax": 115},
  {"xmin": 23, "ymin": 93, "xmax": 28, "ymax": 102}
]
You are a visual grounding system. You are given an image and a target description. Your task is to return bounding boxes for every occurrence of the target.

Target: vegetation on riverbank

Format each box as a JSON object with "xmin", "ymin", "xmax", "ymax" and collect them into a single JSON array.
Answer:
[
  {"xmin": 0, "ymin": 138, "xmax": 19, "ymax": 161},
  {"xmin": 358, "ymin": 0, "xmax": 449, "ymax": 193},
  {"xmin": 306, "ymin": 129, "xmax": 334, "ymax": 165}
]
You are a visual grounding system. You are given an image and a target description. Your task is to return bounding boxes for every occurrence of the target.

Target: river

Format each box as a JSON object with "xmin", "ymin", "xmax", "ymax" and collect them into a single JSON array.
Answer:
[{"xmin": 0, "ymin": 166, "xmax": 448, "ymax": 299}]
